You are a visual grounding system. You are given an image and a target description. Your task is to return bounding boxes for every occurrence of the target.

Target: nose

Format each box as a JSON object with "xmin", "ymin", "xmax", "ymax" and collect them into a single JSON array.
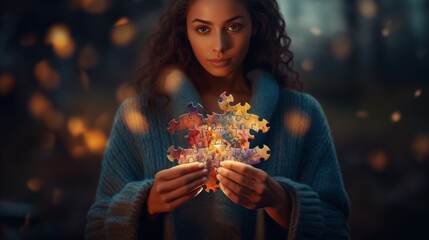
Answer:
[{"xmin": 212, "ymin": 31, "xmax": 229, "ymax": 53}]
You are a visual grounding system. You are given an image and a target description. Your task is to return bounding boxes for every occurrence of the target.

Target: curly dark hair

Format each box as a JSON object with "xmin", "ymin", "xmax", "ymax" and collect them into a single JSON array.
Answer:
[{"xmin": 134, "ymin": 0, "xmax": 302, "ymax": 105}]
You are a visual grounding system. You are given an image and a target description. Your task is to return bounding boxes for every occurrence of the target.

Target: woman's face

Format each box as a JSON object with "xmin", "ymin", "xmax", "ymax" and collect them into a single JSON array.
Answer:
[{"xmin": 186, "ymin": 0, "xmax": 253, "ymax": 78}]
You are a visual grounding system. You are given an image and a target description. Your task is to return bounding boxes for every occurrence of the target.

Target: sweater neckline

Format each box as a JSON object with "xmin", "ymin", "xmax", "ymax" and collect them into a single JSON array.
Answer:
[{"xmin": 167, "ymin": 69, "xmax": 280, "ymax": 125}]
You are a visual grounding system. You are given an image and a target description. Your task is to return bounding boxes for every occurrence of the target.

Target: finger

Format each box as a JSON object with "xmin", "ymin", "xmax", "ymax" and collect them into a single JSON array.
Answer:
[
  {"xmin": 216, "ymin": 173, "xmax": 256, "ymax": 202},
  {"xmin": 220, "ymin": 161, "xmax": 267, "ymax": 182},
  {"xmin": 165, "ymin": 186, "xmax": 203, "ymax": 212},
  {"xmin": 157, "ymin": 168, "xmax": 207, "ymax": 193},
  {"xmin": 156, "ymin": 162, "xmax": 205, "ymax": 180},
  {"xmin": 219, "ymin": 182, "xmax": 255, "ymax": 209},
  {"xmin": 163, "ymin": 176, "xmax": 207, "ymax": 202},
  {"xmin": 216, "ymin": 167, "xmax": 259, "ymax": 192}
]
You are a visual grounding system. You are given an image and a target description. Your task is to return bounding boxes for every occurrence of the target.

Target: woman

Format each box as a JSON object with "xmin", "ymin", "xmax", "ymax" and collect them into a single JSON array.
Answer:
[{"xmin": 86, "ymin": 0, "xmax": 350, "ymax": 239}]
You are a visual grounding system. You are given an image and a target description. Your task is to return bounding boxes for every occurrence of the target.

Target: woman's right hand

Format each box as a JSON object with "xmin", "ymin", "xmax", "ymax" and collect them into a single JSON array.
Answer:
[{"xmin": 146, "ymin": 162, "xmax": 207, "ymax": 216}]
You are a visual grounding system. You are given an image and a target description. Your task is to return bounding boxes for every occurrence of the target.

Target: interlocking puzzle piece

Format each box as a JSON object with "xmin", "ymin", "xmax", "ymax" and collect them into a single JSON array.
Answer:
[
  {"xmin": 168, "ymin": 103, "xmax": 204, "ymax": 133},
  {"xmin": 166, "ymin": 92, "xmax": 270, "ymax": 192}
]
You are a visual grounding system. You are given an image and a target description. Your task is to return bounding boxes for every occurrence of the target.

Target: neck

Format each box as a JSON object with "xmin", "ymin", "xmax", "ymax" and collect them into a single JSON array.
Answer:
[{"xmin": 192, "ymin": 67, "xmax": 251, "ymax": 97}]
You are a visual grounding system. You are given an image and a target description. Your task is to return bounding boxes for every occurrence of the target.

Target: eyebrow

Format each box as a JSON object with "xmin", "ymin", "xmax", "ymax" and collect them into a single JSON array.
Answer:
[{"xmin": 191, "ymin": 15, "xmax": 244, "ymax": 25}]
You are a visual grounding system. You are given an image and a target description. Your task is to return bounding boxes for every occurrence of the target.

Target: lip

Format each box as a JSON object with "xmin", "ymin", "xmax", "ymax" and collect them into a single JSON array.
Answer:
[{"xmin": 208, "ymin": 58, "xmax": 231, "ymax": 67}]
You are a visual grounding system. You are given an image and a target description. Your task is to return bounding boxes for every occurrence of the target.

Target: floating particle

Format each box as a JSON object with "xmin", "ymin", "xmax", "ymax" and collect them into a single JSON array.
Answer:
[{"xmin": 391, "ymin": 111, "xmax": 401, "ymax": 123}]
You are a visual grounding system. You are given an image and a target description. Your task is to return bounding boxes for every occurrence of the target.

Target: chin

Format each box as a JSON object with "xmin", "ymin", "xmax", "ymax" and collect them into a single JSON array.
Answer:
[{"xmin": 202, "ymin": 67, "xmax": 234, "ymax": 78}]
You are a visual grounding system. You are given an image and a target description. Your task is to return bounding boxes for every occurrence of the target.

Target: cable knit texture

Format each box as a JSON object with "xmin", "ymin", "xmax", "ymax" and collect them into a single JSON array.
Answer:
[{"xmin": 85, "ymin": 70, "xmax": 350, "ymax": 239}]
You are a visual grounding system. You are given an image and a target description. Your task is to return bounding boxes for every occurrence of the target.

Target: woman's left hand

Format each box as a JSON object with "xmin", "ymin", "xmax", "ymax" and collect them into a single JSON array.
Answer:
[
  {"xmin": 216, "ymin": 161, "xmax": 291, "ymax": 228},
  {"xmin": 216, "ymin": 161, "xmax": 285, "ymax": 209}
]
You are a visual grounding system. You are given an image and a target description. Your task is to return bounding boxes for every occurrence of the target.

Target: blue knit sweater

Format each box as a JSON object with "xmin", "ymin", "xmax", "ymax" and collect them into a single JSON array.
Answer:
[{"xmin": 85, "ymin": 70, "xmax": 350, "ymax": 239}]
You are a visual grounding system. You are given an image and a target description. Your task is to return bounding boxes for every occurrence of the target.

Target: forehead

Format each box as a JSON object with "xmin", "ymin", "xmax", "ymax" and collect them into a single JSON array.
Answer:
[{"xmin": 187, "ymin": 0, "xmax": 250, "ymax": 21}]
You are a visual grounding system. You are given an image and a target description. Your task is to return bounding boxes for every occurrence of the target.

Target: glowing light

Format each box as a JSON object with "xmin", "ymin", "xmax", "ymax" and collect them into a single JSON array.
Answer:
[
  {"xmin": 381, "ymin": 28, "xmax": 390, "ymax": 37},
  {"xmin": 84, "ymin": 129, "xmax": 107, "ymax": 154},
  {"xmin": 301, "ymin": 59, "xmax": 315, "ymax": 72},
  {"xmin": 28, "ymin": 93, "xmax": 52, "ymax": 119},
  {"xmin": 158, "ymin": 68, "xmax": 185, "ymax": 95},
  {"xmin": 20, "ymin": 33, "xmax": 37, "ymax": 46},
  {"xmin": 68, "ymin": 117, "xmax": 87, "ymax": 137},
  {"xmin": 27, "ymin": 178, "xmax": 43, "ymax": 192},
  {"xmin": 358, "ymin": 0, "xmax": 378, "ymax": 20},
  {"xmin": 332, "ymin": 36, "xmax": 352, "ymax": 60},
  {"xmin": 110, "ymin": 19, "xmax": 136, "ymax": 47},
  {"xmin": 77, "ymin": 44, "xmax": 98, "ymax": 69},
  {"xmin": 391, "ymin": 111, "xmax": 402, "ymax": 123},
  {"xmin": 124, "ymin": 111, "xmax": 149, "ymax": 134},
  {"xmin": 414, "ymin": 89, "xmax": 422, "ymax": 98},
  {"xmin": 309, "ymin": 27, "xmax": 322, "ymax": 36},
  {"xmin": 0, "ymin": 72, "xmax": 15, "ymax": 96},
  {"xmin": 367, "ymin": 150, "xmax": 388, "ymax": 171},
  {"xmin": 411, "ymin": 134, "xmax": 429, "ymax": 162},
  {"xmin": 45, "ymin": 23, "xmax": 75, "ymax": 58},
  {"xmin": 116, "ymin": 83, "xmax": 135, "ymax": 102},
  {"xmin": 34, "ymin": 60, "xmax": 61, "ymax": 90},
  {"xmin": 356, "ymin": 110, "xmax": 369, "ymax": 119},
  {"xmin": 80, "ymin": 0, "xmax": 112, "ymax": 14},
  {"xmin": 284, "ymin": 109, "xmax": 311, "ymax": 137},
  {"xmin": 114, "ymin": 17, "xmax": 129, "ymax": 26}
]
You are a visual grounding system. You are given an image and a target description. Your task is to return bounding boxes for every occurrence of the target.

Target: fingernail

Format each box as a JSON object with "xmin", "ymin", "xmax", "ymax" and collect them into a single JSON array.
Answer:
[
  {"xmin": 220, "ymin": 161, "xmax": 225, "ymax": 166},
  {"xmin": 216, "ymin": 174, "xmax": 222, "ymax": 181},
  {"xmin": 217, "ymin": 167, "xmax": 222, "ymax": 173},
  {"xmin": 202, "ymin": 177, "xmax": 207, "ymax": 183},
  {"xmin": 198, "ymin": 162, "xmax": 204, "ymax": 168},
  {"xmin": 202, "ymin": 169, "xmax": 208, "ymax": 174}
]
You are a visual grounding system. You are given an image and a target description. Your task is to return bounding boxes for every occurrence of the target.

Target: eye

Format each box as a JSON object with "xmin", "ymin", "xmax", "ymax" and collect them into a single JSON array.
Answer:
[
  {"xmin": 226, "ymin": 24, "xmax": 242, "ymax": 32},
  {"xmin": 196, "ymin": 26, "xmax": 210, "ymax": 33}
]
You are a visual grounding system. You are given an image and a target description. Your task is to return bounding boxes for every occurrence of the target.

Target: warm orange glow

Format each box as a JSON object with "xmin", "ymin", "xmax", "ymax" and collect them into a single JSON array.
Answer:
[
  {"xmin": 77, "ymin": 44, "xmax": 98, "ymax": 69},
  {"xmin": 381, "ymin": 28, "xmax": 390, "ymax": 37},
  {"xmin": 116, "ymin": 83, "xmax": 135, "ymax": 102},
  {"xmin": 45, "ymin": 23, "xmax": 75, "ymax": 58},
  {"xmin": 301, "ymin": 59, "xmax": 315, "ymax": 72},
  {"xmin": 114, "ymin": 17, "xmax": 129, "ymax": 26},
  {"xmin": 28, "ymin": 93, "xmax": 53, "ymax": 119},
  {"xmin": 332, "ymin": 35, "xmax": 352, "ymax": 60},
  {"xmin": 284, "ymin": 109, "xmax": 311, "ymax": 137},
  {"xmin": 124, "ymin": 111, "xmax": 149, "ymax": 134},
  {"xmin": 367, "ymin": 150, "xmax": 388, "ymax": 171},
  {"xmin": 158, "ymin": 68, "xmax": 185, "ymax": 95},
  {"xmin": 0, "ymin": 72, "xmax": 15, "ymax": 96},
  {"xmin": 356, "ymin": 110, "xmax": 369, "ymax": 119},
  {"xmin": 68, "ymin": 117, "xmax": 87, "ymax": 137},
  {"xmin": 84, "ymin": 129, "xmax": 107, "ymax": 154},
  {"xmin": 414, "ymin": 88, "xmax": 422, "ymax": 98},
  {"xmin": 358, "ymin": 0, "xmax": 378, "ymax": 19},
  {"xmin": 80, "ymin": 0, "xmax": 111, "ymax": 14},
  {"xmin": 411, "ymin": 134, "xmax": 429, "ymax": 162},
  {"xmin": 391, "ymin": 111, "xmax": 402, "ymax": 123},
  {"xmin": 27, "ymin": 178, "xmax": 44, "ymax": 192},
  {"xmin": 34, "ymin": 59, "xmax": 61, "ymax": 90},
  {"xmin": 110, "ymin": 21, "xmax": 136, "ymax": 47}
]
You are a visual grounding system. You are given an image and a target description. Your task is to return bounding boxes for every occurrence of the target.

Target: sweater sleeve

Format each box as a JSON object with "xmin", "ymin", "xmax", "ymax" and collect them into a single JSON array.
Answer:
[
  {"xmin": 275, "ymin": 95, "xmax": 350, "ymax": 239},
  {"xmin": 85, "ymin": 98, "xmax": 157, "ymax": 240}
]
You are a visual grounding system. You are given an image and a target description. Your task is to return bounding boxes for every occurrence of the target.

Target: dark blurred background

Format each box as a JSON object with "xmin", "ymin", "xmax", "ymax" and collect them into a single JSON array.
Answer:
[{"xmin": 0, "ymin": 0, "xmax": 428, "ymax": 239}]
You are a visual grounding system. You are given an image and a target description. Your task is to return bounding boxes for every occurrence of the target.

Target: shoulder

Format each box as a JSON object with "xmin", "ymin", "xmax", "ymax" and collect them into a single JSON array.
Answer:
[{"xmin": 279, "ymin": 89, "xmax": 324, "ymax": 115}]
